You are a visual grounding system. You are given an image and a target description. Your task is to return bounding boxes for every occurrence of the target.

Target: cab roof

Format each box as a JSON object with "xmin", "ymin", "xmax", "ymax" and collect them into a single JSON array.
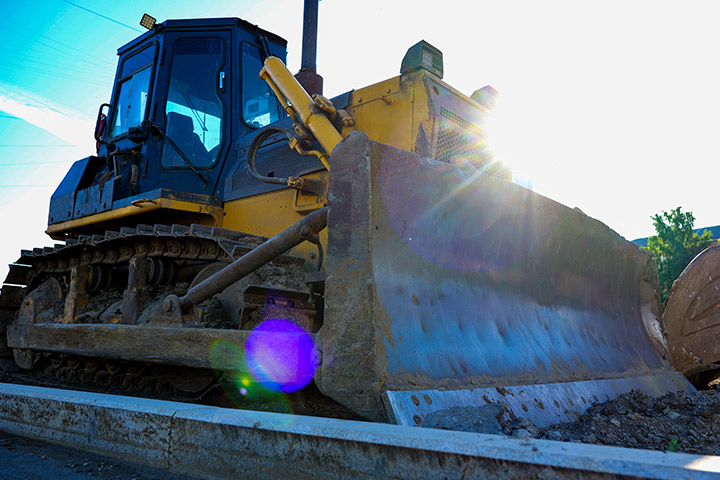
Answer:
[{"xmin": 117, "ymin": 17, "xmax": 287, "ymax": 55}]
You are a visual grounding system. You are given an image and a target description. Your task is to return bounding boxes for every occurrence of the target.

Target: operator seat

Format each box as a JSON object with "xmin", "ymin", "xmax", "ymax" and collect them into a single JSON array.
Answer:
[{"xmin": 164, "ymin": 112, "xmax": 209, "ymax": 166}]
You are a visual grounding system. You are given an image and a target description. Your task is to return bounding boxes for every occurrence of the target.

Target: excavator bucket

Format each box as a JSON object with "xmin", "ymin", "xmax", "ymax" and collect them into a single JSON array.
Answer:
[
  {"xmin": 664, "ymin": 243, "xmax": 720, "ymax": 376},
  {"xmin": 316, "ymin": 132, "xmax": 693, "ymax": 425}
]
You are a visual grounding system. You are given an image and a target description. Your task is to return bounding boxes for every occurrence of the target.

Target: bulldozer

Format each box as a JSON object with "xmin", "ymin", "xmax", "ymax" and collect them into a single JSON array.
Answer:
[{"xmin": 0, "ymin": 2, "xmax": 694, "ymax": 426}]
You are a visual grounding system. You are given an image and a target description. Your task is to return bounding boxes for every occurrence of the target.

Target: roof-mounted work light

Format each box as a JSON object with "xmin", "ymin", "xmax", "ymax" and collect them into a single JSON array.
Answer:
[
  {"xmin": 140, "ymin": 13, "xmax": 156, "ymax": 31},
  {"xmin": 400, "ymin": 40, "xmax": 443, "ymax": 79}
]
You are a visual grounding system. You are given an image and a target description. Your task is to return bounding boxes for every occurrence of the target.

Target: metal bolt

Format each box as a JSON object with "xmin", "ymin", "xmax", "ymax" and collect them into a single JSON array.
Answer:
[
  {"xmin": 310, "ymin": 348, "xmax": 322, "ymax": 366},
  {"xmin": 163, "ymin": 297, "xmax": 173, "ymax": 313}
]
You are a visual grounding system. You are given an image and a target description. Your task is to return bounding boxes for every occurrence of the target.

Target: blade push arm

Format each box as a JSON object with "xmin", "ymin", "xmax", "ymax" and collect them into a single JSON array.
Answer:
[{"xmin": 260, "ymin": 57, "xmax": 343, "ymax": 169}]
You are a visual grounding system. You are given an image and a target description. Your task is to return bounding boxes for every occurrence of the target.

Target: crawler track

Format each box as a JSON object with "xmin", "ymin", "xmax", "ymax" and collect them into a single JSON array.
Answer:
[{"xmin": 0, "ymin": 224, "xmax": 358, "ymax": 420}]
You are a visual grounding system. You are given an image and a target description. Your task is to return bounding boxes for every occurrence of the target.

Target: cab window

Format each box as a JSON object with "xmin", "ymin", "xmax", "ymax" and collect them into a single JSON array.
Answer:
[
  {"xmin": 109, "ymin": 44, "xmax": 156, "ymax": 138},
  {"xmin": 242, "ymin": 43, "xmax": 282, "ymax": 128},
  {"xmin": 161, "ymin": 37, "xmax": 225, "ymax": 168}
]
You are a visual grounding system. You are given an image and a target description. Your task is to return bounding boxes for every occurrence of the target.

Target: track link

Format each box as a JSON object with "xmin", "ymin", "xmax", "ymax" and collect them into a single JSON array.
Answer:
[{"xmin": 0, "ymin": 223, "xmax": 337, "ymax": 415}]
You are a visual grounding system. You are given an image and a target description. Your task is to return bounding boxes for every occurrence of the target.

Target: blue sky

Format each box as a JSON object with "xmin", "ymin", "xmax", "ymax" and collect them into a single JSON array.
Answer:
[{"xmin": 1, "ymin": 0, "xmax": 720, "ymax": 282}]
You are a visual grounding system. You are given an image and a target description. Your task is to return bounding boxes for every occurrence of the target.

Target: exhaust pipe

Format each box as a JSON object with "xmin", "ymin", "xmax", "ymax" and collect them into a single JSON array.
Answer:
[{"xmin": 295, "ymin": 0, "xmax": 323, "ymax": 95}]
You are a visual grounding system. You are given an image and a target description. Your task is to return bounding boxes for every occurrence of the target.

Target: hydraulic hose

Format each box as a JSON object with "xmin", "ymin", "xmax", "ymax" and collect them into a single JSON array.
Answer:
[
  {"xmin": 247, "ymin": 126, "xmax": 322, "ymax": 194},
  {"xmin": 246, "ymin": 126, "xmax": 295, "ymax": 186}
]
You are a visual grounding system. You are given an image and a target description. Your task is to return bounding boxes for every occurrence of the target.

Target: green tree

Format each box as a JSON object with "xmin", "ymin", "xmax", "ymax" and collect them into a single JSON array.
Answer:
[{"xmin": 646, "ymin": 207, "xmax": 712, "ymax": 306}]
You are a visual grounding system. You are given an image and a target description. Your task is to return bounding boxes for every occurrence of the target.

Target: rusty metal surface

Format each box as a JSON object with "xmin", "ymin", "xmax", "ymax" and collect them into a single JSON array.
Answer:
[
  {"xmin": 179, "ymin": 207, "xmax": 327, "ymax": 309},
  {"xmin": 319, "ymin": 132, "xmax": 688, "ymax": 423},
  {"xmin": 1, "ymin": 220, "xmax": 311, "ymax": 371},
  {"xmin": 7, "ymin": 323, "xmax": 313, "ymax": 376},
  {"xmin": 1, "ymin": 383, "xmax": 719, "ymax": 479},
  {"xmin": 664, "ymin": 243, "xmax": 720, "ymax": 375},
  {"xmin": 383, "ymin": 373, "xmax": 693, "ymax": 427}
]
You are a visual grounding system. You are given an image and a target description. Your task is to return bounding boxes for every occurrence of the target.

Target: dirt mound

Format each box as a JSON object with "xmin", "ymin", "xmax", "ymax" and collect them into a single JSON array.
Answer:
[
  {"xmin": 424, "ymin": 388, "xmax": 720, "ymax": 455},
  {"xmin": 539, "ymin": 388, "xmax": 720, "ymax": 455}
]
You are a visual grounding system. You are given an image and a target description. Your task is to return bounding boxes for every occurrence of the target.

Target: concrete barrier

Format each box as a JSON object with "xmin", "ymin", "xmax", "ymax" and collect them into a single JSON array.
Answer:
[{"xmin": 0, "ymin": 383, "xmax": 718, "ymax": 479}]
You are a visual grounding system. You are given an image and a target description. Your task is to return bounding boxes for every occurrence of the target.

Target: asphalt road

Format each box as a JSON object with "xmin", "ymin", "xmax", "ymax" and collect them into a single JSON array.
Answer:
[{"xmin": 0, "ymin": 431, "xmax": 200, "ymax": 480}]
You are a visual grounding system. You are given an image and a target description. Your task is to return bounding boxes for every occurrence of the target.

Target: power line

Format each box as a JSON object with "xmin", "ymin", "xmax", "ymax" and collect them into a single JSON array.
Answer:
[
  {"xmin": 58, "ymin": 0, "xmax": 143, "ymax": 33},
  {"xmin": 3, "ymin": 62, "xmax": 108, "ymax": 87},
  {"xmin": 0, "ymin": 48, "xmax": 109, "ymax": 76},
  {"xmin": 0, "ymin": 161, "xmax": 74, "ymax": 165},
  {"xmin": 0, "ymin": 145, "xmax": 77, "ymax": 148},
  {"xmin": 0, "ymin": 23, "xmax": 110, "ymax": 71},
  {"xmin": 0, "ymin": 18, "xmax": 114, "ymax": 68},
  {"xmin": 0, "ymin": 185, "xmax": 55, "ymax": 188}
]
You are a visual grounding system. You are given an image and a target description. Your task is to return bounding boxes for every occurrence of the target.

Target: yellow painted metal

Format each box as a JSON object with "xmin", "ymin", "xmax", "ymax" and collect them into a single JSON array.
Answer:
[
  {"xmin": 223, "ymin": 186, "xmax": 326, "ymax": 266},
  {"xmin": 46, "ymin": 197, "xmax": 223, "ymax": 240},
  {"xmin": 343, "ymin": 71, "xmax": 443, "ymax": 154},
  {"xmin": 259, "ymin": 57, "xmax": 498, "ymax": 179},
  {"xmin": 344, "ymin": 76, "xmax": 414, "ymax": 152},
  {"xmin": 260, "ymin": 57, "xmax": 342, "ymax": 166},
  {"xmin": 293, "ymin": 170, "xmax": 328, "ymax": 213},
  {"xmin": 342, "ymin": 69, "xmax": 506, "ymax": 179}
]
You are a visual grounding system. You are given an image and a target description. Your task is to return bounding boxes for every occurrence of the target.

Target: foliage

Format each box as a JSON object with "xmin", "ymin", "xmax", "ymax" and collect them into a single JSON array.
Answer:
[
  {"xmin": 646, "ymin": 207, "xmax": 712, "ymax": 306},
  {"xmin": 666, "ymin": 438, "xmax": 679, "ymax": 452}
]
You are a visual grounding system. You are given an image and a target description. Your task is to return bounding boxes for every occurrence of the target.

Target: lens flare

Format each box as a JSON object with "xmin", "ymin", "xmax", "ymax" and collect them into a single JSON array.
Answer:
[
  {"xmin": 244, "ymin": 319, "xmax": 316, "ymax": 393},
  {"xmin": 378, "ymin": 152, "xmax": 553, "ymax": 273}
]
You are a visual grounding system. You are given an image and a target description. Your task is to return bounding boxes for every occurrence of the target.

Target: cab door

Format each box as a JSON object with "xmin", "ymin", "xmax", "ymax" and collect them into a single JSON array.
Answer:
[{"xmin": 141, "ymin": 31, "xmax": 232, "ymax": 195}]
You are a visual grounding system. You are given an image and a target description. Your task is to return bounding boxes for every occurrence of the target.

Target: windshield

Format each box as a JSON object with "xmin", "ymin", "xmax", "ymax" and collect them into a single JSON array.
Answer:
[
  {"xmin": 109, "ymin": 45, "xmax": 155, "ymax": 138},
  {"xmin": 161, "ymin": 37, "xmax": 225, "ymax": 168}
]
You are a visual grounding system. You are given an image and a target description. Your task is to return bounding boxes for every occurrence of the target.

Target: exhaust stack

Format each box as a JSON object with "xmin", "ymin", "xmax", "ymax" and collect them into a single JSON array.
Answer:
[{"xmin": 295, "ymin": 0, "xmax": 323, "ymax": 95}]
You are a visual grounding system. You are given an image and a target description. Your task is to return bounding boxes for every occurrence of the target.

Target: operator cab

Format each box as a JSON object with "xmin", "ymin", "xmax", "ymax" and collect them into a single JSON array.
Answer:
[{"xmin": 48, "ymin": 17, "xmax": 287, "ymax": 234}]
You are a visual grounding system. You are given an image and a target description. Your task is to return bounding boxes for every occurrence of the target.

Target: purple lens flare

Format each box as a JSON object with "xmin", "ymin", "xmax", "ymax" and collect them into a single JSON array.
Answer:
[{"xmin": 244, "ymin": 319, "xmax": 316, "ymax": 393}]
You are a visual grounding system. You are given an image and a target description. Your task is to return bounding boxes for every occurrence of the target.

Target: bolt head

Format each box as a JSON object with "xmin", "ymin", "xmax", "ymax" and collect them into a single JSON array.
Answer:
[
  {"xmin": 310, "ymin": 348, "xmax": 322, "ymax": 366},
  {"xmin": 163, "ymin": 298, "xmax": 173, "ymax": 313}
]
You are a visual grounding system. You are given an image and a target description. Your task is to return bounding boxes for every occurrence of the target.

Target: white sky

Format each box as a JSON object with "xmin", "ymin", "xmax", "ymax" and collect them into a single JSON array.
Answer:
[{"xmin": 1, "ymin": 0, "xmax": 719, "ymax": 282}]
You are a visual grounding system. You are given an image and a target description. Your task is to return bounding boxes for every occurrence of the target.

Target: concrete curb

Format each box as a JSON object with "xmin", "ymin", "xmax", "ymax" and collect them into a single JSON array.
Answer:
[{"xmin": 0, "ymin": 383, "xmax": 718, "ymax": 479}]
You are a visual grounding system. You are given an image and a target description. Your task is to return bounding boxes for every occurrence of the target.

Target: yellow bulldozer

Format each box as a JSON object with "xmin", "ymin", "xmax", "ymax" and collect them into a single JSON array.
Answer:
[{"xmin": 0, "ymin": 2, "xmax": 694, "ymax": 426}]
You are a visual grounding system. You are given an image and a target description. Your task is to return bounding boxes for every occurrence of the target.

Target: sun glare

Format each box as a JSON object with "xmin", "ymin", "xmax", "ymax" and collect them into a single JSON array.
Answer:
[{"xmin": 484, "ymin": 96, "xmax": 537, "ymax": 190}]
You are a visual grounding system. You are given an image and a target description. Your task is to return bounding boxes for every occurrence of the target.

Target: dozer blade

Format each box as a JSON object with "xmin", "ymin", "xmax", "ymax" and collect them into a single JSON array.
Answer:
[
  {"xmin": 664, "ymin": 243, "xmax": 720, "ymax": 376},
  {"xmin": 316, "ymin": 132, "xmax": 693, "ymax": 426}
]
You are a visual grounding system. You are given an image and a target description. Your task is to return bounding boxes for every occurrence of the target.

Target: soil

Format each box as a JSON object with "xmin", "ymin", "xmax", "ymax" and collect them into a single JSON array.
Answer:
[{"xmin": 424, "ymin": 387, "xmax": 720, "ymax": 455}]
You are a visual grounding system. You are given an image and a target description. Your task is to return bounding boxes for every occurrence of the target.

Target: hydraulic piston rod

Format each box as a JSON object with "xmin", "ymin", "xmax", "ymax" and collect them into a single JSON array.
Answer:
[{"xmin": 176, "ymin": 207, "xmax": 327, "ymax": 310}]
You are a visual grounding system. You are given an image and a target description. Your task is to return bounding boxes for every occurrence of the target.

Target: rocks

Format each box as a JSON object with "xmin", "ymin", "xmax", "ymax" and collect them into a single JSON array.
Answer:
[
  {"xmin": 423, "ymin": 389, "xmax": 720, "ymax": 455},
  {"xmin": 424, "ymin": 405, "xmax": 545, "ymax": 439},
  {"xmin": 535, "ymin": 389, "xmax": 720, "ymax": 455},
  {"xmin": 423, "ymin": 404, "xmax": 505, "ymax": 434},
  {"xmin": 505, "ymin": 417, "xmax": 539, "ymax": 438},
  {"xmin": 510, "ymin": 428, "xmax": 532, "ymax": 438}
]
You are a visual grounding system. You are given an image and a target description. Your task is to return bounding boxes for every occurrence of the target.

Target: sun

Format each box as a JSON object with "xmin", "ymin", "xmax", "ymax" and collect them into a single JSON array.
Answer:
[{"xmin": 483, "ymin": 94, "xmax": 540, "ymax": 190}]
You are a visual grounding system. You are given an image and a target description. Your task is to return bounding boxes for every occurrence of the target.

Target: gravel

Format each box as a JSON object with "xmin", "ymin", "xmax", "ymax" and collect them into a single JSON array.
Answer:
[{"xmin": 424, "ymin": 388, "xmax": 720, "ymax": 455}]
